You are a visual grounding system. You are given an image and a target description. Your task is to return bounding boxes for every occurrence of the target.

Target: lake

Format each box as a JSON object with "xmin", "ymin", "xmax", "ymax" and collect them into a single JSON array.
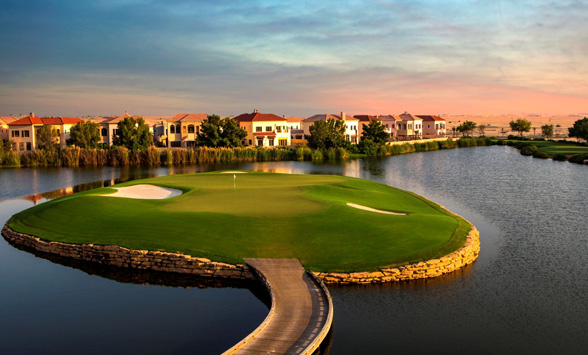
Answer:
[{"xmin": 1, "ymin": 146, "xmax": 587, "ymax": 354}]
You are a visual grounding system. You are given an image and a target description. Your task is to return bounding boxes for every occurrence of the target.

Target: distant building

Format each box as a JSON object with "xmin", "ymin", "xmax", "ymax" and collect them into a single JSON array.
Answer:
[
  {"xmin": 165, "ymin": 113, "xmax": 208, "ymax": 148},
  {"xmin": 417, "ymin": 115, "xmax": 447, "ymax": 137},
  {"xmin": 397, "ymin": 112, "xmax": 423, "ymax": 140},
  {"xmin": 7, "ymin": 113, "xmax": 81, "ymax": 151},
  {"xmin": 304, "ymin": 112, "xmax": 360, "ymax": 143},
  {"xmin": 285, "ymin": 116, "xmax": 305, "ymax": 143},
  {"xmin": 354, "ymin": 115, "xmax": 398, "ymax": 139},
  {"xmin": 234, "ymin": 109, "xmax": 291, "ymax": 147},
  {"xmin": 1, "ymin": 116, "xmax": 17, "ymax": 142}
]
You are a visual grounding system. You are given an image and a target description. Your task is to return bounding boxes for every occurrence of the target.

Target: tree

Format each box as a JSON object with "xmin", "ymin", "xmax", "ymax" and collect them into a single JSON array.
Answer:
[
  {"xmin": 568, "ymin": 117, "xmax": 588, "ymax": 142},
  {"xmin": 196, "ymin": 115, "xmax": 247, "ymax": 147},
  {"xmin": 113, "ymin": 116, "xmax": 152, "ymax": 150},
  {"xmin": 36, "ymin": 125, "xmax": 58, "ymax": 150},
  {"xmin": 305, "ymin": 118, "xmax": 346, "ymax": 150},
  {"xmin": 478, "ymin": 124, "xmax": 487, "ymax": 137},
  {"xmin": 541, "ymin": 124, "xmax": 554, "ymax": 138},
  {"xmin": 361, "ymin": 120, "xmax": 390, "ymax": 145},
  {"xmin": 457, "ymin": 121, "xmax": 477, "ymax": 137},
  {"xmin": 509, "ymin": 119, "xmax": 532, "ymax": 137},
  {"xmin": 70, "ymin": 120, "xmax": 100, "ymax": 149}
]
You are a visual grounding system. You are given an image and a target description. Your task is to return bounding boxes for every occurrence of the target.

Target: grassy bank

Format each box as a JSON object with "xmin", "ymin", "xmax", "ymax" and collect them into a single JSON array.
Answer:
[
  {"xmin": 0, "ymin": 137, "xmax": 495, "ymax": 168},
  {"xmin": 500, "ymin": 137, "xmax": 588, "ymax": 163},
  {"xmin": 7, "ymin": 172, "xmax": 470, "ymax": 272}
]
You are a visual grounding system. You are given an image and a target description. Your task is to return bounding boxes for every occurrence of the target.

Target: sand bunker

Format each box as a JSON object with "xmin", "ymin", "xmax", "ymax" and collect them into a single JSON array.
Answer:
[
  {"xmin": 105, "ymin": 184, "xmax": 183, "ymax": 199},
  {"xmin": 221, "ymin": 171, "xmax": 247, "ymax": 174},
  {"xmin": 347, "ymin": 203, "xmax": 406, "ymax": 215}
]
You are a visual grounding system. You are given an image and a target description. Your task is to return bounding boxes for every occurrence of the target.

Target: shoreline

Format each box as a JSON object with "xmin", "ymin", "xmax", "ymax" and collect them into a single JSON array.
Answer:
[{"xmin": 2, "ymin": 221, "xmax": 479, "ymax": 284}]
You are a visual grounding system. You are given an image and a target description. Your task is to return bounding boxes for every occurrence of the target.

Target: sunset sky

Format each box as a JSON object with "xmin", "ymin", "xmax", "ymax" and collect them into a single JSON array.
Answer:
[{"xmin": 1, "ymin": 0, "xmax": 587, "ymax": 117}]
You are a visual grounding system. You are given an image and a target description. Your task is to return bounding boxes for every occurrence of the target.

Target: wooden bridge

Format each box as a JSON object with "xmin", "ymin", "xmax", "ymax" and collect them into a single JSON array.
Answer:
[{"xmin": 223, "ymin": 258, "xmax": 333, "ymax": 355}]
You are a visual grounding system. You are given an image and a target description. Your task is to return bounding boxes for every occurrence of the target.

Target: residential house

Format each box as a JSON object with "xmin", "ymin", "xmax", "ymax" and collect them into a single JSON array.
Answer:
[
  {"xmin": 1, "ymin": 116, "xmax": 17, "ymax": 142},
  {"xmin": 7, "ymin": 113, "xmax": 81, "ymax": 151},
  {"xmin": 354, "ymin": 115, "xmax": 398, "ymax": 139},
  {"xmin": 165, "ymin": 113, "xmax": 208, "ymax": 148},
  {"xmin": 303, "ymin": 112, "xmax": 360, "ymax": 143},
  {"xmin": 234, "ymin": 109, "xmax": 291, "ymax": 147},
  {"xmin": 396, "ymin": 112, "xmax": 423, "ymax": 140},
  {"xmin": 417, "ymin": 115, "xmax": 447, "ymax": 137},
  {"xmin": 285, "ymin": 116, "xmax": 305, "ymax": 143}
]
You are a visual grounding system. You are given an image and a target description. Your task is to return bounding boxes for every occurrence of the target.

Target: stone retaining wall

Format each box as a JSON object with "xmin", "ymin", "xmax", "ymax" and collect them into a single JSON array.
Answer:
[
  {"xmin": 313, "ymin": 226, "xmax": 480, "ymax": 284},
  {"xmin": 3, "ymin": 222, "xmax": 479, "ymax": 285},
  {"xmin": 1, "ymin": 225, "xmax": 254, "ymax": 280}
]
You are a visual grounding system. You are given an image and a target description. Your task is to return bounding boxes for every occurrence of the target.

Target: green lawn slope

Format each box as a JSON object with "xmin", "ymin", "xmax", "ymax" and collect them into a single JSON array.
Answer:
[{"xmin": 7, "ymin": 171, "xmax": 470, "ymax": 272}]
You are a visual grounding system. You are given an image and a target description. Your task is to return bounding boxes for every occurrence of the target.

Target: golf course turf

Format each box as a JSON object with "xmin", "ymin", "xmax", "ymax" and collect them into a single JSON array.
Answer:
[{"xmin": 7, "ymin": 171, "xmax": 471, "ymax": 272}]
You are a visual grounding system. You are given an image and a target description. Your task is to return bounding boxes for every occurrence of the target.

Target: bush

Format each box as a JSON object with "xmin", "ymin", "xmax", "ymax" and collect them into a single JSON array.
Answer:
[
  {"xmin": 569, "ymin": 153, "xmax": 588, "ymax": 164},
  {"xmin": 532, "ymin": 150, "xmax": 549, "ymax": 159},
  {"xmin": 552, "ymin": 153, "xmax": 568, "ymax": 161},
  {"xmin": 520, "ymin": 145, "xmax": 538, "ymax": 156}
]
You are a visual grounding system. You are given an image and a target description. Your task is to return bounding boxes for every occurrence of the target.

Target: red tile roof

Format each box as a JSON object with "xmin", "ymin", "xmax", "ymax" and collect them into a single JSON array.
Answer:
[
  {"xmin": 285, "ymin": 116, "xmax": 305, "ymax": 123},
  {"xmin": 169, "ymin": 113, "xmax": 208, "ymax": 122},
  {"xmin": 8, "ymin": 115, "xmax": 81, "ymax": 126},
  {"xmin": 354, "ymin": 115, "xmax": 379, "ymax": 122},
  {"xmin": 416, "ymin": 115, "xmax": 445, "ymax": 121},
  {"xmin": 0, "ymin": 116, "xmax": 17, "ymax": 125},
  {"xmin": 234, "ymin": 110, "xmax": 286, "ymax": 122},
  {"xmin": 253, "ymin": 131, "xmax": 277, "ymax": 137},
  {"xmin": 105, "ymin": 112, "xmax": 133, "ymax": 124}
]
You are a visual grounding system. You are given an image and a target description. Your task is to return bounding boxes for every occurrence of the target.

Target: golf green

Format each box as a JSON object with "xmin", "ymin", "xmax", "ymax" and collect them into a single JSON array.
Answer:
[{"xmin": 7, "ymin": 171, "xmax": 470, "ymax": 272}]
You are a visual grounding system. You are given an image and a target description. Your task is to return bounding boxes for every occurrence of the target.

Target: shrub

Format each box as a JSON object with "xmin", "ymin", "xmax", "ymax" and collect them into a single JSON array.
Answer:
[
  {"xmin": 61, "ymin": 146, "xmax": 81, "ymax": 167},
  {"xmin": 552, "ymin": 153, "xmax": 568, "ymax": 161},
  {"xmin": 520, "ymin": 145, "xmax": 538, "ymax": 156},
  {"xmin": 569, "ymin": 153, "xmax": 588, "ymax": 164},
  {"xmin": 532, "ymin": 150, "xmax": 549, "ymax": 159}
]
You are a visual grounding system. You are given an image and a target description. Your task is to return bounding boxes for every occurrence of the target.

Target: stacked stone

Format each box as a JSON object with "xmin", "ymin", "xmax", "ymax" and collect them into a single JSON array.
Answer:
[
  {"xmin": 314, "ymin": 227, "xmax": 480, "ymax": 284},
  {"xmin": 1, "ymin": 225, "xmax": 254, "ymax": 280}
]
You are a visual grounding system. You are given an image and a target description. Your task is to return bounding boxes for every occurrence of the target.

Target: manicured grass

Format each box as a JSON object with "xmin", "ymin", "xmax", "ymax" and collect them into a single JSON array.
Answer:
[
  {"xmin": 506, "ymin": 139, "xmax": 588, "ymax": 156},
  {"xmin": 7, "ymin": 172, "xmax": 470, "ymax": 272}
]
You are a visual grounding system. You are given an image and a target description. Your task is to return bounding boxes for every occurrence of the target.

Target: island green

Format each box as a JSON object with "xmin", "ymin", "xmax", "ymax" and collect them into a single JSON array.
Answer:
[{"xmin": 8, "ymin": 172, "xmax": 470, "ymax": 272}]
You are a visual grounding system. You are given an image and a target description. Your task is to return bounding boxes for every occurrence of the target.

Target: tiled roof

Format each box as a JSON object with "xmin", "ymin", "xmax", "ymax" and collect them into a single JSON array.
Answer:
[
  {"xmin": 416, "ymin": 115, "xmax": 445, "ymax": 121},
  {"xmin": 105, "ymin": 112, "xmax": 133, "ymax": 124},
  {"xmin": 0, "ymin": 116, "xmax": 17, "ymax": 125},
  {"xmin": 169, "ymin": 113, "xmax": 208, "ymax": 122},
  {"xmin": 253, "ymin": 131, "xmax": 277, "ymax": 137},
  {"xmin": 354, "ymin": 115, "xmax": 378, "ymax": 122},
  {"xmin": 399, "ymin": 113, "xmax": 421, "ymax": 121},
  {"xmin": 234, "ymin": 111, "xmax": 287, "ymax": 122},
  {"xmin": 8, "ymin": 115, "xmax": 81, "ymax": 126},
  {"xmin": 378, "ymin": 115, "xmax": 398, "ymax": 121},
  {"xmin": 285, "ymin": 116, "xmax": 305, "ymax": 123}
]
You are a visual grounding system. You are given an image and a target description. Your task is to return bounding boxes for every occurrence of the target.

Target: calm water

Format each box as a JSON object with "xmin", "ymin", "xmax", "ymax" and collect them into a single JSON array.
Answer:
[{"xmin": 1, "ymin": 146, "xmax": 587, "ymax": 354}]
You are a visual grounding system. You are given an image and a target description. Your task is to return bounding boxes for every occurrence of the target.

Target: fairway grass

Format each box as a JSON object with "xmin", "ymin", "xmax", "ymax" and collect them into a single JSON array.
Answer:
[{"xmin": 7, "ymin": 171, "xmax": 471, "ymax": 272}]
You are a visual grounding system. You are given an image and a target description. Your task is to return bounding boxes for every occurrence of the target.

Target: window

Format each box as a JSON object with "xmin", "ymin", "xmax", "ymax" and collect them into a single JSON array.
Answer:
[
  {"xmin": 257, "ymin": 138, "xmax": 263, "ymax": 146},
  {"xmin": 196, "ymin": 126, "xmax": 200, "ymax": 134},
  {"xmin": 113, "ymin": 129, "xmax": 117, "ymax": 136},
  {"xmin": 279, "ymin": 139, "xmax": 288, "ymax": 146},
  {"xmin": 188, "ymin": 125, "xmax": 195, "ymax": 133},
  {"xmin": 12, "ymin": 130, "xmax": 19, "ymax": 138},
  {"xmin": 276, "ymin": 126, "xmax": 282, "ymax": 133},
  {"xmin": 182, "ymin": 125, "xmax": 187, "ymax": 133},
  {"xmin": 19, "ymin": 142, "xmax": 24, "ymax": 151},
  {"xmin": 268, "ymin": 138, "xmax": 274, "ymax": 146},
  {"xmin": 101, "ymin": 128, "xmax": 107, "ymax": 136},
  {"xmin": 266, "ymin": 126, "xmax": 272, "ymax": 132},
  {"xmin": 256, "ymin": 126, "xmax": 262, "ymax": 132},
  {"xmin": 56, "ymin": 129, "xmax": 60, "ymax": 135},
  {"xmin": 26, "ymin": 142, "xmax": 32, "ymax": 151},
  {"xmin": 408, "ymin": 124, "xmax": 412, "ymax": 129},
  {"xmin": 22, "ymin": 130, "xmax": 30, "ymax": 137},
  {"xmin": 170, "ymin": 125, "xmax": 175, "ymax": 134},
  {"xmin": 176, "ymin": 125, "xmax": 180, "ymax": 133},
  {"xmin": 248, "ymin": 139, "xmax": 252, "ymax": 145}
]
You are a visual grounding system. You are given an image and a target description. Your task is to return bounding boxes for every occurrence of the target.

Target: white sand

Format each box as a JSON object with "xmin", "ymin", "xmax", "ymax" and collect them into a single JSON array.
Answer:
[
  {"xmin": 221, "ymin": 171, "xmax": 247, "ymax": 174},
  {"xmin": 347, "ymin": 203, "xmax": 406, "ymax": 215},
  {"xmin": 104, "ymin": 184, "xmax": 183, "ymax": 199}
]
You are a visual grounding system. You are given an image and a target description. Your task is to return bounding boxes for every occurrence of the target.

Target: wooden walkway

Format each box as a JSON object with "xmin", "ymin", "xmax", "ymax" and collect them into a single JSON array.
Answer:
[{"xmin": 223, "ymin": 258, "xmax": 333, "ymax": 355}]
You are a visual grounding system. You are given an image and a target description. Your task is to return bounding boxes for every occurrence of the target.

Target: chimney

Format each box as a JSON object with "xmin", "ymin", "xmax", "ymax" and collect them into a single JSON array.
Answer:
[
  {"xmin": 341, "ymin": 111, "xmax": 346, "ymax": 121},
  {"xmin": 30, "ymin": 112, "xmax": 35, "ymax": 117},
  {"xmin": 253, "ymin": 109, "xmax": 259, "ymax": 113}
]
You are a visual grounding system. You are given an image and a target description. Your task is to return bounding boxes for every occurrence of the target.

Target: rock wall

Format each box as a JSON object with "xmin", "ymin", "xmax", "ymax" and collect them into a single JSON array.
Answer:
[
  {"xmin": 1, "ymin": 225, "xmax": 254, "ymax": 280},
  {"xmin": 2, "ymin": 223, "xmax": 479, "ymax": 285},
  {"xmin": 313, "ymin": 226, "xmax": 480, "ymax": 284}
]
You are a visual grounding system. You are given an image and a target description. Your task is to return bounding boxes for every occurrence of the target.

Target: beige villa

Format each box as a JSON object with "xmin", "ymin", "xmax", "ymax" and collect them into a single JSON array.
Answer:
[
  {"xmin": 396, "ymin": 112, "xmax": 423, "ymax": 140},
  {"xmin": 354, "ymin": 115, "xmax": 398, "ymax": 139},
  {"xmin": 303, "ymin": 112, "xmax": 360, "ymax": 143},
  {"xmin": 417, "ymin": 115, "xmax": 447, "ymax": 137},
  {"xmin": 234, "ymin": 109, "xmax": 291, "ymax": 147},
  {"xmin": 165, "ymin": 113, "xmax": 208, "ymax": 148},
  {"xmin": 1, "ymin": 116, "xmax": 17, "ymax": 142},
  {"xmin": 7, "ymin": 113, "xmax": 81, "ymax": 151}
]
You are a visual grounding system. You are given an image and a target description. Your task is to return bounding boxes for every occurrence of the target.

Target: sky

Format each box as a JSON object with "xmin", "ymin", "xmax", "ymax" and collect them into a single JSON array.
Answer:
[{"xmin": 1, "ymin": 0, "xmax": 587, "ymax": 117}]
